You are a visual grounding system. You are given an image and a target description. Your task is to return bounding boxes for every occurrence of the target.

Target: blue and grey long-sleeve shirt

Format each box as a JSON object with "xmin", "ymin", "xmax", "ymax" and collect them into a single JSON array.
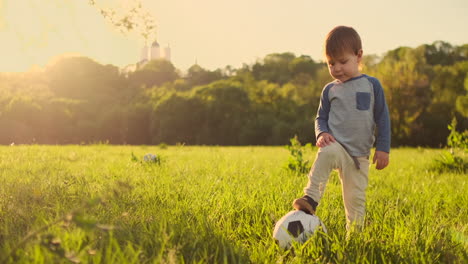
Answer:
[{"xmin": 315, "ymin": 74, "xmax": 391, "ymax": 157}]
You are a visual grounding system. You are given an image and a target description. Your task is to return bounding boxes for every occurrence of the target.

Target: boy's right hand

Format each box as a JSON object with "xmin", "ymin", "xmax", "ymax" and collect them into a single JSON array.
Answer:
[{"xmin": 316, "ymin": 132, "xmax": 335, "ymax": 148}]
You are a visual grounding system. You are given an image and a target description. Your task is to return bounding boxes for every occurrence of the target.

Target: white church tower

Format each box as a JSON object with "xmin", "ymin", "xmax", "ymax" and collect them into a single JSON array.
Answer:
[
  {"xmin": 140, "ymin": 45, "xmax": 149, "ymax": 62},
  {"xmin": 150, "ymin": 40, "xmax": 161, "ymax": 60},
  {"xmin": 163, "ymin": 45, "xmax": 171, "ymax": 61},
  {"xmin": 129, "ymin": 34, "xmax": 172, "ymax": 72}
]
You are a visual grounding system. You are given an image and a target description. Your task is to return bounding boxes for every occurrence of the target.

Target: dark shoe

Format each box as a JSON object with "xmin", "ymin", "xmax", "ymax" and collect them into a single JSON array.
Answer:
[{"xmin": 292, "ymin": 195, "xmax": 318, "ymax": 215}]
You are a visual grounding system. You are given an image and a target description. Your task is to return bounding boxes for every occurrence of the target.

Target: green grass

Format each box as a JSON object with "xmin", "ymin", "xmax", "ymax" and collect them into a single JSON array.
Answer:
[{"xmin": 0, "ymin": 145, "xmax": 467, "ymax": 263}]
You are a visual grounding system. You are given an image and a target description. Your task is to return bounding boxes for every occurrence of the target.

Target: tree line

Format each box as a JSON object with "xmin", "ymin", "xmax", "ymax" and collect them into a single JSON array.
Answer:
[{"xmin": 0, "ymin": 41, "xmax": 466, "ymax": 146}]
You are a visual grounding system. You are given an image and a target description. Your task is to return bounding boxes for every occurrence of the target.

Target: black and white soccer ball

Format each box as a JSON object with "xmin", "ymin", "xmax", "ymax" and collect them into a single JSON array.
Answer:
[
  {"xmin": 273, "ymin": 210, "xmax": 327, "ymax": 248},
  {"xmin": 143, "ymin": 153, "xmax": 160, "ymax": 164}
]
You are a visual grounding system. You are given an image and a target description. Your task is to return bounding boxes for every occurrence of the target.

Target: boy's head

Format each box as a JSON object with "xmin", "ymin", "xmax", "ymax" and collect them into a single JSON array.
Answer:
[
  {"xmin": 324, "ymin": 26, "xmax": 363, "ymax": 82},
  {"xmin": 325, "ymin": 26, "xmax": 362, "ymax": 60}
]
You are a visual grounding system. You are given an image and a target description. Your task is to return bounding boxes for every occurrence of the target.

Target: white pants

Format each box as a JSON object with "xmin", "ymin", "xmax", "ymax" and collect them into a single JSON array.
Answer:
[{"xmin": 304, "ymin": 142, "xmax": 370, "ymax": 228}]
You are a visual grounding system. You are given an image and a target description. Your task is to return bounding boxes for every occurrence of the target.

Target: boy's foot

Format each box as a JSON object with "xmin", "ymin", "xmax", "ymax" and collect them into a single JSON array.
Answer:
[{"xmin": 292, "ymin": 195, "xmax": 318, "ymax": 215}]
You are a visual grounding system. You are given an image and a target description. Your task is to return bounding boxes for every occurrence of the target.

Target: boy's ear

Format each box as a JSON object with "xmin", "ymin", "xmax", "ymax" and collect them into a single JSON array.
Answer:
[
  {"xmin": 357, "ymin": 49, "xmax": 363, "ymax": 58},
  {"xmin": 357, "ymin": 49, "xmax": 363, "ymax": 62}
]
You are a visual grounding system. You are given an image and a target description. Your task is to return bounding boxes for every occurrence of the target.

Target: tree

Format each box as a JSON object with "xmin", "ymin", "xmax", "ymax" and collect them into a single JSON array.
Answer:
[
  {"xmin": 186, "ymin": 64, "xmax": 224, "ymax": 88},
  {"xmin": 46, "ymin": 56, "xmax": 125, "ymax": 101},
  {"xmin": 0, "ymin": 95, "xmax": 42, "ymax": 143},
  {"xmin": 372, "ymin": 46, "xmax": 431, "ymax": 145},
  {"xmin": 456, "ymin": 73, "xmax": 468, "ymax": 117},
  {"xmin": 423, "ymin": 41, "xmax": 458, "ymax": 66},
  {"xmin": 289, "ymin": 55, "xmax": 318, "ymax": 76},
  {"xmin": 89, "ymin": 0, "xmax": 156, "ymax": 43},
  {"xmin": 128, "ymin": 59, "xmax": 179, "ymax": 89},
  {"xmin": 45, "ymin": 56, "xmax": 132, "ymax": 143},
  {"xmin": 151, "ymin": 93, "xmax": 205, "ymax": 144},
  {"xmin": 193, "ymin": 80, "xmax": 250, "ymax": 145},
  {"xmin": 252, "ymin": 52, "xmax": 296, "ymax": 85}
]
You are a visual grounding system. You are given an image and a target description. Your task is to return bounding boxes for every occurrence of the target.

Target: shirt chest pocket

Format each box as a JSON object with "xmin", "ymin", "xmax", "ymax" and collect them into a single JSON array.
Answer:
[{"xmin": 356, "ymin": 92, "xmax": 371, "ymax": 110}]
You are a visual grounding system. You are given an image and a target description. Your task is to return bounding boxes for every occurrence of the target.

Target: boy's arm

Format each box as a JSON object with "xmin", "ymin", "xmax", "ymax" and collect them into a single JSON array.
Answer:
[
  {"xmin": 371, "ymin": 78, "xmax": 391, "ymax": 169},
  {"xmin": 373, "ymin": 150, "xmax": 389, "ymax": 170},
  {"xmin": 371, "ymin": 78, "xmax": 391, "ymax": 153},
  {"xmin": 315, "ymin": 84, "xmax": 333, "ymax": 141}
]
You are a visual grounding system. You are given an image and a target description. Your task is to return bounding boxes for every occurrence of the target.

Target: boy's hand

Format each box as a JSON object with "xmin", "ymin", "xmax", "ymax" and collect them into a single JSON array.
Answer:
[
  {"xmin": 372, "ymin": 150, "xmax": 389, "ymax": 170},
  {"xmin": 316, "ymin": 133, "xmax": 335, "ymax": 148}
]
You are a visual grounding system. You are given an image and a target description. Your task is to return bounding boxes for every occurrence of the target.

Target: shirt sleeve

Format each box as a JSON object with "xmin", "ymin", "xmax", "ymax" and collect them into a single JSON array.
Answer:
[
  {"xmin": 315, "ymin": 83, "xmax": 333, "ymax": 140},
  {"xmin": 370, "ymin": 78, "xmax": 391, "ymax": 153}
]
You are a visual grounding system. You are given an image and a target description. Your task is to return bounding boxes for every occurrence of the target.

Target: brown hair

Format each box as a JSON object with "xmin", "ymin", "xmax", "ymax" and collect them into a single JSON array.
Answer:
[{"xmin": 325, "ymin": 26, "xmax": 362, "ymax": 59}]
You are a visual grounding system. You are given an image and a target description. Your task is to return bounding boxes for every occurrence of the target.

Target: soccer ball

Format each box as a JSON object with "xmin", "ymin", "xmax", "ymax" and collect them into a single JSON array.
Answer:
[
  {"xmin": 143, "ymin": 153, "xmax": 159, "ymax": 163},
  {"xmin": 273, "ymin": 210, "xmax": 327, "ymax": 248}
]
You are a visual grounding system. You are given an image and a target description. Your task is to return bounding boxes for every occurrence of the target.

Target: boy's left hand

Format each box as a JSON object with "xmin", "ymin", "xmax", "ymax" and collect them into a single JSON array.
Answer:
[{"xmin": 372, "ymin": 150, "xmax": 389, "ymax": 170}]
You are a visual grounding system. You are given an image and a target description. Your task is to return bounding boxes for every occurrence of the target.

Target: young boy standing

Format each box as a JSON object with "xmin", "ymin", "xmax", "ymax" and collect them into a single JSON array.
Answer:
[{"xmin": 293, "ymin": 26, "xmax": 391, "ymax": 229}]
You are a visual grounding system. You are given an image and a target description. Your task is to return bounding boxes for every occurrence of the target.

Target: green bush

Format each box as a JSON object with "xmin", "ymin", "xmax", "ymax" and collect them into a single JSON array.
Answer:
[
  {"xmin": 285, "ymin": 135, "xmax": 312, "ymax": 174},
  {"xmin": 434, "ymin": 117, "xmax": 468, "ymax": 173}
]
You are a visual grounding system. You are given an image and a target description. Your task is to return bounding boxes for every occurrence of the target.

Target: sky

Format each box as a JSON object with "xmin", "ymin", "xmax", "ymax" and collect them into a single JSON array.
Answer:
[{"xmin": 1, "ymin": 0, "xmax": 467, "ymax": 72}]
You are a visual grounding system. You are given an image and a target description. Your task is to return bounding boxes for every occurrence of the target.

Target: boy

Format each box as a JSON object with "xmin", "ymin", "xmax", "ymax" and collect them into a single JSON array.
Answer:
[{"xmin": 292, "ymin": 26, "xmax": 391, "ymax": 229}]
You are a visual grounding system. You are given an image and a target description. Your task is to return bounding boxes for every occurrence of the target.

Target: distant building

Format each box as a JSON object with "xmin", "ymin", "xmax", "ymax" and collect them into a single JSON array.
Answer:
[
  {"xmin": 163, "ymin": 45, "xmax": 171, "ymax": 61},
  {"xmin": 150, "ymin": 40, "xmax": 161, "ymax": 60},
  {"xmin": 122, "ymin": 35, "xmax": 172, "ymax": 75},
  {"xmin": 141, "ymin": 38, "xmax": 171, "ymax": 64},
  {"xmin": 140, "ymin": 45, "xmax": 149, "ymax": 62}
]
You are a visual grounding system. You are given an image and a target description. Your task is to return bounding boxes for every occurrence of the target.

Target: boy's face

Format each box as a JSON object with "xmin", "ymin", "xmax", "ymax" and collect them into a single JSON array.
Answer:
[{"xmin": 326, "ymin": 49, "xmax": 362, "ymax": 83}]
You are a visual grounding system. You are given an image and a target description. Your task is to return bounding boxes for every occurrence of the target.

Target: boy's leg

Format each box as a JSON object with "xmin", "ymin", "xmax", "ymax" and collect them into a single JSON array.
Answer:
[
  {"xmin": 293, "ymin": 142, "xmax": 342, "ymax": 214},
  {"xmin": 339, "ymin": 156, "xmax": 370, "ymax": 230}
]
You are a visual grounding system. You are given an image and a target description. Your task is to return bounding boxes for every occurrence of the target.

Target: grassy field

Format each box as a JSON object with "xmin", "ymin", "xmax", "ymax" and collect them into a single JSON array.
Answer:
[{"xmin": 0, "ymin": 145, "xmax": 467, "ymax": 263}]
